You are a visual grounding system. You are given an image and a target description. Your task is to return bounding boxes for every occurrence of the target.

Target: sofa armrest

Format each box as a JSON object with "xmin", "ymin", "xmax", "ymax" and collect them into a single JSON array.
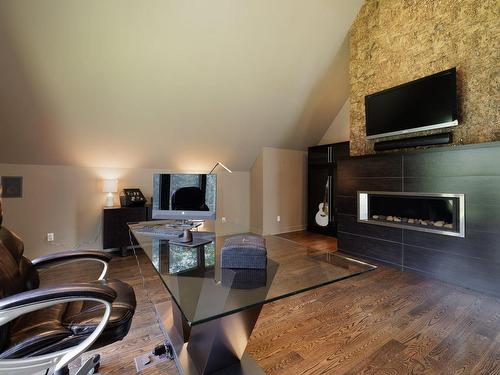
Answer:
[{"xmin": 32, "ymin": 250, "xmax": 112, "ymax": 280}]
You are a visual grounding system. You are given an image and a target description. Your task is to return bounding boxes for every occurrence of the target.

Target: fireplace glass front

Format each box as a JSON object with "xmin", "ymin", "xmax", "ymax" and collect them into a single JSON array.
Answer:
[{"xmin": 358, "ymin": 191, "xmax": 465, "ymax": 237}]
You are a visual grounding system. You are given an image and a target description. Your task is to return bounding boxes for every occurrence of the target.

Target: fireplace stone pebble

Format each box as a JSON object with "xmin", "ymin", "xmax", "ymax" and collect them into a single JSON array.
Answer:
[{"xmin": 371, "ymin": 215, "xmax": 453, "ymax": 230}]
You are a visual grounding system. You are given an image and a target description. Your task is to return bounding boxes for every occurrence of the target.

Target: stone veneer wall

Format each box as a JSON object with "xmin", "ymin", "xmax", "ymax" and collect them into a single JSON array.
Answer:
[{"xmin": 349, "ymin": 0, "xmax": 499, "ymax": 156}]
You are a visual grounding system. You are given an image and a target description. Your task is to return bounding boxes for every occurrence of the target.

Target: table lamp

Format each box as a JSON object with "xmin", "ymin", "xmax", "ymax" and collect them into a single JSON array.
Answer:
[{"xmin": 103, "ymin": 179, "xmax": 118, "ymax": 207}]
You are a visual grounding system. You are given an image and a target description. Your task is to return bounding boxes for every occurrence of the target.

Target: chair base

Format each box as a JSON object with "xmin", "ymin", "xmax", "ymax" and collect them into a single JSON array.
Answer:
[
  {"xmin": 61, "ymin": 354, "xmax": 100, "ymax": 375},
  {"xmin": 75, "ymin": 354, "xmax": 100, "ymax": 375}
]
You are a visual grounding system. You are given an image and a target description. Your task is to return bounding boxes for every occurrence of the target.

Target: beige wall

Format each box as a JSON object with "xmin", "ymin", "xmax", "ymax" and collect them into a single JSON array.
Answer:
[
  {"xmin": 250, "ymin": 147, "xmax": 307, "ymax": 235},
  {"xmin": 250, "ymin": 153, "xmax": 263, "ymax": 234},
  {"xmin": 319, "ymin": 100, "xmax": 350, "ymax": 145},
  {"xmin": 349, "ymin": 0, "xmax": 500, "ymax": 156},
  {"xmin": 0, "ymin": 0, "xmax": 363, "ymax": 171},
  {"xmin": 214, "ymin": 170, "xmax": 250, "ymax": 236},
  {"xmin": 0, "ymin": 163, "xmax": 249, "ymax": 259}
]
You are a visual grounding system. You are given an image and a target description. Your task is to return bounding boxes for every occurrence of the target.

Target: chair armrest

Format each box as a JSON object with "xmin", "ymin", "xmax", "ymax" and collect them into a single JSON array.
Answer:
[
  {"xmin": 32, "ymin": 250, "xmax": 112, "ymax": 280},
  {"xmin": 32, "ymin": 250, "xmax": 112, "ymax": 267},
  {"xmin": 0, "ymin": 283, "xmax": 116, "ymax": 373},
  {"xmin": 0, "ymin": 283, "xmax": 116, "ymax": 313}
]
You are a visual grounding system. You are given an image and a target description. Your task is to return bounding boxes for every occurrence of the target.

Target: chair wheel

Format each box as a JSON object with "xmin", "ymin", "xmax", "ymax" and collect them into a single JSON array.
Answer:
[{"xmin": 93, "ymin": 354, "xmax": 101, "ymax": 373}]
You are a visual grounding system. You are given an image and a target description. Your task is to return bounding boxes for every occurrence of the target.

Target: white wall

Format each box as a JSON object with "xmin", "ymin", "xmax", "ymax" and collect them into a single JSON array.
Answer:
[
  {"xmin": 319, "ymin": 100, "xmax": 350, "ymax": 145},
  {"xmin": 0, "ymin": 163, "xmax": 249, "ymax": 258}
]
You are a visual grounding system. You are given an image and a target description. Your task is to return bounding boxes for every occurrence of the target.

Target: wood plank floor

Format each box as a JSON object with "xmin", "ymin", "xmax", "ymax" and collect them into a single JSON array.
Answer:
[
  {"xmin": 277, "ymin": 231, "xmax": 338, "ymax": 253},
  {"xmin": 55, "ymin": 231, "xmax": 500, "ymax": 374}
]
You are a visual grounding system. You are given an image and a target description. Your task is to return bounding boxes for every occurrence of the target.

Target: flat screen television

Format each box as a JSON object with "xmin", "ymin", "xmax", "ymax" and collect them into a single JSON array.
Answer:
[
  {"xmin": 365, "ymin": 68, "xmax": 458, "ymax": 139},
  {"xmin": 152, "ymin": 173, "xmax": 216, "ymax": 220}
]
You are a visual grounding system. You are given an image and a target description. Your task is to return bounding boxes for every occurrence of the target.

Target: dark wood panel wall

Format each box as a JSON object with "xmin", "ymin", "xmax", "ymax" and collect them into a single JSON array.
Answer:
[
  {"xmin": 336, "ymin": 142, "xmax": 500, "ymax": 296},
  {"xmin": 307, "ymin": 142, "xmax": 350, "ymax": 236}
]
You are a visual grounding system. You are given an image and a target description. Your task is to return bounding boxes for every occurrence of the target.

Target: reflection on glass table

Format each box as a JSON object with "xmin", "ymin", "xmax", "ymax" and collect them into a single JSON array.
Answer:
[
  {"xmin": 130, "ymin": 224, "xmax": 377, "ymax": 375},
  {"xmin": 152, "ymin": 240, "xmax": 216, "ymax": 275}
]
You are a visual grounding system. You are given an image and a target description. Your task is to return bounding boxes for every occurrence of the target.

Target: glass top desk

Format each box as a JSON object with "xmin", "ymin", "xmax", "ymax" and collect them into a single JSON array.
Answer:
[{"xmin": 130, "ymin": 224, "xmax": 376, "ymax": 375}]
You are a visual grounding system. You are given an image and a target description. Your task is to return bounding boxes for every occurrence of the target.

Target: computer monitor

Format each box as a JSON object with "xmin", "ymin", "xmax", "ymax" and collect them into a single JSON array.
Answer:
[{"xmin": 152, "ymin": 173, "xmax": 216, "ymax": 220}]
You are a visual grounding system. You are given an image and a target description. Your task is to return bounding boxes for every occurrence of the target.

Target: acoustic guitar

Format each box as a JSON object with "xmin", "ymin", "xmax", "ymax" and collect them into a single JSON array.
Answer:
[{"xmin": 314, "ymin": 178, "xmax": 329, "ymax": 227}]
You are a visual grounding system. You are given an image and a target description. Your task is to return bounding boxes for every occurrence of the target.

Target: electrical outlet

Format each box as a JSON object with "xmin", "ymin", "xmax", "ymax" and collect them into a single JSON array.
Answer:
[
  {"xmin": 277, "ymin": 216, "xmax": 281, "ymax": 222},
  {"xmin": 221, "ymin": 217, "xmax": 227, "ymax": 223},
  {"xmin": 47, "ymin": 233, "xmax": 54, "ymax": 242}
]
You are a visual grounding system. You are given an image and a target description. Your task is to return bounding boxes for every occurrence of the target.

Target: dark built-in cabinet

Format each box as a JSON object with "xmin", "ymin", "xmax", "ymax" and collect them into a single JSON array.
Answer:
[
  {"xmin": 103, "ymin": 206, "xmax": 150, "ymax": 254},
  {"xmin": 307, "ymin": 142, "xmax": 349, "ymax": 236}
]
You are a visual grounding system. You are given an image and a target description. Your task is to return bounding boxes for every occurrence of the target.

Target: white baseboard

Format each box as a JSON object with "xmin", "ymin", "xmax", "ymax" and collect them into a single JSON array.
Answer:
[
  {"xmin": 250, "ymin": 226, "xmax": 264, "ymax": 235},
  {"xmin": 272, "ymin": 224, "xmax": 306, "ymax": 235}
]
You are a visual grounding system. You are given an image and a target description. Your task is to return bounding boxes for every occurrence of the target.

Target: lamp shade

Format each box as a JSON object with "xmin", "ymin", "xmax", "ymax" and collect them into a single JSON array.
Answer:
[{"xmin": 102, "ymin": 179, "xmax": 118, "ymax": 193}]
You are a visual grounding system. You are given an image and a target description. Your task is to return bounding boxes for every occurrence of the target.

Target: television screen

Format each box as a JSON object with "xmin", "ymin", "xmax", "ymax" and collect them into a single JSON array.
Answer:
[
  {"xmin": 152, "ymin": 173, "xmax": 216, "ymax": 220},
  {"xmin": 365, "ymin": 68, "xmax": 458, "ymax": 139}
]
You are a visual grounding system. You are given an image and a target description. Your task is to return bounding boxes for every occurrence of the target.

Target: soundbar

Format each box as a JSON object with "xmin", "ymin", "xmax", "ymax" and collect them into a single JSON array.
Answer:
[{"xmin": 374, "ymin": 132, "xmax": 452, "ymax": 151}]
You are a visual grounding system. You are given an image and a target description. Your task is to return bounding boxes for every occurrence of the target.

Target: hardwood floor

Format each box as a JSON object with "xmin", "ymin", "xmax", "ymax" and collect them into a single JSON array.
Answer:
[
  {"xmin": 277, "ymin": 231, "xmax": 338, "ymax": 253},
  {"xmin": 54, "ymin": 231, "xmax": 500, "ymax": 374}
]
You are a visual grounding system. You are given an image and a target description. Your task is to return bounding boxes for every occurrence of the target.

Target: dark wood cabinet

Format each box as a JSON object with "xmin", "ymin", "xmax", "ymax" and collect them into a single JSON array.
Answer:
[
  {"xmin": 307, "ymin": 142, "xmax": 349, "ymax": 236},
  {"xmin": 308, "ymin": 145, "xmax": 330, "ymax": 165},
  {"xmin": 103, "ymin": 206, "xmax": 150, "ymax": 253}
]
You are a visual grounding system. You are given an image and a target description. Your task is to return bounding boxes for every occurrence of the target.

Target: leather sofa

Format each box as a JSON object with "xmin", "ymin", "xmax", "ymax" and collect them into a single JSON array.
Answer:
[{"xmin": 0, "ymin": 199, "xmax": 136, "ymax": 375}]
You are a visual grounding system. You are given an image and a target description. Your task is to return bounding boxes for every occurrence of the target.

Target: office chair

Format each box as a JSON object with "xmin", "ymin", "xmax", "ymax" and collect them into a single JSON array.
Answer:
[{"xmin": 0, "ymin": 199, "xmax": 136, "ymax": 375}]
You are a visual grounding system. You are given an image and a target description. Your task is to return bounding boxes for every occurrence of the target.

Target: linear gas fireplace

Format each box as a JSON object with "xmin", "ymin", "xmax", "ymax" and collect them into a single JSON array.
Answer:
[{"xmin": 358, "ymin": 191, "xmax": 465, "ymax": 237}]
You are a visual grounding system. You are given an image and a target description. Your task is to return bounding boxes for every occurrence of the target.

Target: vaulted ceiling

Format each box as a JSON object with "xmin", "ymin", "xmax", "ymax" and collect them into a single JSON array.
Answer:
[{"xmin": 0, "ymin": 0, "xmax": 362, "ymax": 171}]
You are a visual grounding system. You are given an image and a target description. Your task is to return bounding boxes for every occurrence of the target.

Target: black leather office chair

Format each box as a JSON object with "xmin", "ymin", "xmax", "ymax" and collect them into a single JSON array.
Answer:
[{"xmin": 0, "ymin": 199, "xmax": 136, "ymax": 375}]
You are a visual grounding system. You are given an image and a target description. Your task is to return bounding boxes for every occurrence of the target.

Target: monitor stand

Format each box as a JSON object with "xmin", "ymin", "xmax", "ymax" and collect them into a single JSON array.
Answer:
[
  {"xmin": 179, "ymin": 228, "xmax": 193, "ymax": 243},
  {"xmin": 163, "ymin": 220, "xmax": 203, "ymax": 244},
  {"xmin": 162, "ymin": 220, "xmax": 203, "ymax": 231}
]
